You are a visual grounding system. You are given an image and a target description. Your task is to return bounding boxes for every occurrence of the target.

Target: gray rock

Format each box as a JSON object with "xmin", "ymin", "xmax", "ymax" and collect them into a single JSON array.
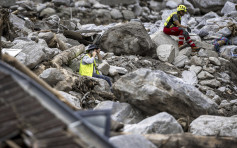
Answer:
[
  {"xmin": 221, "ymin": 1, "xmax": 237, "ymax": 15},
  {"xmin": 173, "ymin": 55, "xmax": 189, "ymax": 68},
  {"xmin": 190, "ymin": 115, "xmax": 237, "ymax": 137},
  {"xmin": 38, "ymin": 32, "xmax": 54, "ymax": 43},
  {"xmin": 156, "ymin": 44, "xmax": 175, "ymax": 63},
  {"xmin": 14, "ymin": 41, "xmax": 46, "ymax": 69},
  {"xmin": 59, "ymin": 91, "xmax": 81, "ymax": 109},
  {"xmin": 197, "ymin": 71, "xmax": 214, "ymax": 80},
  {"xmin": 40, "ymin": 8, "xmax": 56, "ymax": 17},
  {"xmin": 110, "ymin": 9, "xmax": 123, "ymax": 19},
  {"xmin": 182, "ymin": 70, "xmax": 198, "ymax": 85},
  {"xmin": 52, "ymin": 0, "xmax": 71, "ymax": 6},
  {"xmin": 149, "ymin": 1, "xmax": 164, "ymax": 12},
  {"xmin": 113, "ymin": 68, "xmax": 218, "ymax": 119},
  {"xmin": 189, "ymin": 65, "xmax": 202, "ymax": 74},
  {"xmin": 75, "ymin": 1, "xmax": 91, "ymax": 7},
  {"xmin": 199, "ymin": 79, "xmax": 221, "ymax": 88},
  {"xmin": 231, "ymin": 36, "xmax": 237, "ymax": 45},
  {"xmin": 98, "ymin": 0, "xmax": 137, "ymax": 6},
  {"xmin": 98, "ymin": 61, "xmax": 110, "ymax": 75},
  {"xmin": 188, "ymin": 17, "xmax": 198, "ymax": 28},
  {"xmin": 91, "ymin": 77, "xmax": 111, "ymax": 93},
  {"xmin": 94, "ymin": 101, "xmax": 144, "ymax": 124},
  {"xmin": 110, "ymin": 134, "xmax": 157, "ymax": 148},
  {"xmin": 217, "ymin": 72, "xmax": 230, "ymax": 83},
  {"xmin": 198, "ymin": 29, "xmax": 209, "ymax": 38},
  {"xmin": 124, "ymin": 112, "xmax": 183, "ymax": 134},
  {"xmin": 36, "ymin": 3, "xmax": 47, "ymax": 12},
  {"xmin": 206, "ymin": 90, "xmax": 216, "ymax": 98},
  {"xmin": 0, "ymin": 0, "xmax": 15, "ymax": 7},
  {"xmin": 109, "ymin": 66, "xmax": 128, "ymax": 75},
  {"xmin": 122, "ymin": 10, "xmax": 135, "ymax": 20},
  {"xmin": 151, "ymin": 31, "xmax": 179, "ymax": 57},
  {"xmin": 166, "ymin": 1, "xmax": 179, "ymax": 9},
  {"xmin": 203, "ymin": 65, "xmax": 216, "ymax": 74},
  {"xmin": 209, "ymin": 57, "xmax": 221, "ymax": 66},
  {"xmin": 100, "ymin": 22, "xmax": 156, "ymax": 57},
  {"xmin": 10, "ymin": 14, "xmax": 32, "ymax": 37},
  {"xmin": 217, "ymin": 27, "xmax": 232, "ymax": 37},
  {"xmin": 39, "ymin": 68, "xmax": 65, "ymax": 86},
  {"xmin": 190, "ymin": 0, "xmax": 236, "ymax": 13},
  {"xmin": 220, "ymin": 45, "xmax": 237, "ymax": 58},
  {"xmin": 213, "ymin": 95, "xmax": 222, "ymax": 105},
  {"xmin": 133, "ymin": 3, "xmax": 143, "ymax": 16},
  {"xmin": 15, "ymin": 52, "xmax": 27, "ymax": 64},
  {"xmin": 190, "ymin": 56, "xmax": 203, "ymax": 66}
]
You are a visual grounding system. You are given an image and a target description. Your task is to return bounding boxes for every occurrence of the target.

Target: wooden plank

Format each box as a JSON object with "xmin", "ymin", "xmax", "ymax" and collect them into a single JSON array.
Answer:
[
  {"xmin": 6, "ymin": 140, "xmax": 21, "ymax": 148},
  {"xmin": 144, "ymin": 133, "xmax": 237, "ymax": 148}
]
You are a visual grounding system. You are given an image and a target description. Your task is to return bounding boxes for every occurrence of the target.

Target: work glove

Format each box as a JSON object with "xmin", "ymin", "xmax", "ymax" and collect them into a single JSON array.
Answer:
[{"xmin": 187, "ymin": 27, "xmax": 191, "ymax": 33}]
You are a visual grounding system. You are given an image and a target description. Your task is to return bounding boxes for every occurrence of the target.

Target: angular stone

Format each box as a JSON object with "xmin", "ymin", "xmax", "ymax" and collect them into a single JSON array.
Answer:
[
  {"xmin": 113, "ymin": 68, "xmax": 218, "ymax": 119},
  {"xmin": 14, "ymin": 41, "xmax": 46, "ymax": 69},
  {"xmin": 124, "ymin": 112, "xmax": 183, "ymax": 134},
  {"xmin": 110, "ymin": 9, "xmax": 123, "ymax": 19},
  {"xmin": 151, "ymin": 31, "xmax": 179, "ymax": 57},
  {"xmin": 209, "ymin": 57, "xmax": 221, "ymax": 66},
  {"xmin": 189, "ymin": 65, "xmax": 202, "ymax": 74},
  {"xmin": 94, "ymin": 101, "xmax": 144, "ymax": 124},
  {"xmin": 100, "ymin": 22, "xmax": 156, "ymax": 56},
  {"xmin": 59, "ymin": 91, "xmax": 81, "ymax": 109},
  {"xmin": 199, "ymin": 79, "xmax": 221, "ymax": 88},
  {"xmin": 98, "ymin": 61, "xmax": 110, "ymax": 75},
  {"xmin": 197, "ymin": 71, "xmax": 214, "ymax": 80},
  {"xmin": 190, "ymin": 115, "xmax": 237, "ymax": 137},
  {"xmin": 173, "ymin": 55, "xmax": 189, "ymax": 68},
  {"xmin": 109, "ymin": 65, "xmax": 128, "ymax": 75},
  {"xmin": 182, "ymin": 70, "xmax": 198, "ymax": 85},
  {"xmin": 190, "ymin": 56, "xmax": 203, "ymax": 66},
  {"xmin": 0, "ymin": 0, "xmax": 16, "ymax": 7},
  {"xmin": 39, "ymin": 68, "xmax": 65, "ymax": 86},
  {"xmin": 156, "ymin": 44, "xmax": 175, "ymax": 63}
]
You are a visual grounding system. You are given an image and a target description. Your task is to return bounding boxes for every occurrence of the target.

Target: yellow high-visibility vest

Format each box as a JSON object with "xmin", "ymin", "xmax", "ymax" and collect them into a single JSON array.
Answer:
[
  {"xmin": 79, "ymin": 54, "xmax": 99, "ymax": 77},
  {"xmin": 164, "ymin": 12, "xmax": 181, "ymax": 28}
]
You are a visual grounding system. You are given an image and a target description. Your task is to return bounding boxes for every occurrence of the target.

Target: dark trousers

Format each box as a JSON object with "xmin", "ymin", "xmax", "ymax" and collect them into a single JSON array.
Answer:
[{"xmin": 92, "ymin": 73, "xmax": 112, "ymax": 87}]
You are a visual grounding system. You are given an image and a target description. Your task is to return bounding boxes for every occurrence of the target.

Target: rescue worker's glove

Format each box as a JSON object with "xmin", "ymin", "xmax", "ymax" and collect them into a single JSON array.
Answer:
[{"xmin": 187, "ymin": 27, "xmax": 191, "ymax": 33}]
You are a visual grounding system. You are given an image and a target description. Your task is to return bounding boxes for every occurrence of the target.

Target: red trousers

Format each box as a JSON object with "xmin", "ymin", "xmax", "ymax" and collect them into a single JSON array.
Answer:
[{"xmin": 163, "ymin": 27, "xmax": 196, "ymax": 47}]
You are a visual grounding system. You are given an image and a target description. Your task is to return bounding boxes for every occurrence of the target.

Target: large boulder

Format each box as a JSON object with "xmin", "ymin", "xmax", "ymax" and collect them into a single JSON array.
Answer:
[
  {"xmin": 100, "ymin": 22, "xmax": 156, "ymax": 57},
  {"xmin": 151, "ymin": 31, "xmax": 179, "ymax": 57},
  {"xmin": 10, "ymin": 14, "xmax": 32, "ymax": 37},
  {"xmin": 14, "ymin": 41, "xmax": 47, "ymax": 69},
  {"xmin": 97, "ymin": 0, "xmax": 137, "ymax": 6},
  {"xmin": 113, "ymin": 68, "xmax": 218, "ymax": 119},
  {"xmin": 221, "ymin": 1, "xmax": 237, "ymax": 15},
  {"xmin": 189, "ymin": 0, "xmax": 236, "ymax": 13},
  {"xmin": 0, "ymin": 0, "xmax": 16, "ymax": 7},
  {"xmin": 190, "ymin": 115, "xmax": 237, "ymax": 137}
]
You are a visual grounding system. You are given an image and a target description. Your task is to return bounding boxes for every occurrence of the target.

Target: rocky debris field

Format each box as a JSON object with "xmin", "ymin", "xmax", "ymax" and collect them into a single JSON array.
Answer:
[{"xmin": 1, "ymin": 0, "xmax": 237, "ymax": 147}]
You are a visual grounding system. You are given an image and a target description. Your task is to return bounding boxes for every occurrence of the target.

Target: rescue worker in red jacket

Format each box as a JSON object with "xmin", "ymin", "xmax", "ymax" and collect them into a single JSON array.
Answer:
[{"xmin": 163, "ymin": 5, "xmax": 200, "ymax": 52}]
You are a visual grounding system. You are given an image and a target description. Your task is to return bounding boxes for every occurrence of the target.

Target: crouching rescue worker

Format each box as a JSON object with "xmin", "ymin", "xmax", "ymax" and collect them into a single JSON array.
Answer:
[
  {"xmin": 79, "ymin": 44, "xmax": 112, "ymax": 88},
  {"xmin": 163, "ymin": 5, "xmax": 201, "ymax": 52}
]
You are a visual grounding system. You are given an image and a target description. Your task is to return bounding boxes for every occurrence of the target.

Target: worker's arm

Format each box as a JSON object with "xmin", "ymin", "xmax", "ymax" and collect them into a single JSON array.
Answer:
[
  {"xmin": 173, "ymin": 14, "xmax": 187, "ymax": 29},
  {"xmin": 82, "ymin": 53, "xmax": 96, "ymax": 64},
  {"xmin": 174, "ymin": 20, "xmax": 187, "ymax": 28},
  {"xmin": 96, "ymin": 49, "xmax": 103, "ymax": 62}
]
